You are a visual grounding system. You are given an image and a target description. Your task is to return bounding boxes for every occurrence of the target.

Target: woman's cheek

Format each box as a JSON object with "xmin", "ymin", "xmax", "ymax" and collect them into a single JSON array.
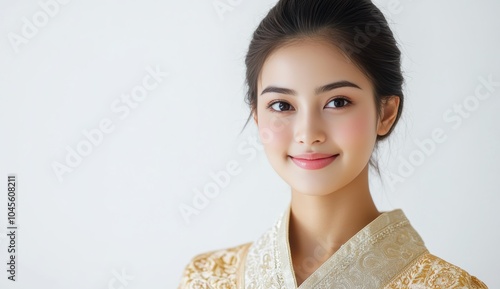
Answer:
[
  {"xmin": 335, "ymin": 113, "xmax": 374, "ymax": 147},
  {"xmin": 258, "ymin": 122, "xmax": 290, "ymax": 148}
]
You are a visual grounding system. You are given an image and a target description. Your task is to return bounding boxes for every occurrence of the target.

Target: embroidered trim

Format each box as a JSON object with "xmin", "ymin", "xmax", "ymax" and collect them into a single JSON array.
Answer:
[
  {"xmin": 245, "ymin": 209, "xmax": 429, "ymax": 288},
  {"xmin": 178, "ymin": 208, "xmax": 488, "ymax": 289},
  {"xmin": 384, "ymin": 253, "xmax": 489, "ymax": 289},
  {"xmin": 178, "ymin": 242, "xmax": 251, "ymax": 289}
]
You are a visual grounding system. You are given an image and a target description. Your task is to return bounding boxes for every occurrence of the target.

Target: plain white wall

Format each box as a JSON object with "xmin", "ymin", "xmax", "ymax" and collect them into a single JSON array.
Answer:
[{"xmin": 0, "ymin": 0, "xmax": 499, "ymax": 288}]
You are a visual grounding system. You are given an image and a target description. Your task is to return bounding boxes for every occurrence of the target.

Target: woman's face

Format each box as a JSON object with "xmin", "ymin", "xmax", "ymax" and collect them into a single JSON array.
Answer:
[{"xmin": 254, "ymin": 39, "xmax": 383, "ymax": 196}]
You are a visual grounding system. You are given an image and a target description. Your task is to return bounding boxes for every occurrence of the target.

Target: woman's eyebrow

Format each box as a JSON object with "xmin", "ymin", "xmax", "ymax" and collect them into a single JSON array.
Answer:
[{"xmin": 260, "ymin": 80, "xmax": 362, "ymax": 96}]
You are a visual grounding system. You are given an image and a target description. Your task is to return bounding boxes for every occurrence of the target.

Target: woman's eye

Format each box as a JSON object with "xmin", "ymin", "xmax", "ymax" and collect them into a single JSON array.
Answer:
[
  {"xmin": 327, "ymin": 98, "xmax": 350, "ymax": 108},
  {"xmin": 267, "ymin": 97, "xmax": 351, "ymax": 113},
  {"xmin": 269, "ymin": 101, "xmax": 292, "ymax": 112}
]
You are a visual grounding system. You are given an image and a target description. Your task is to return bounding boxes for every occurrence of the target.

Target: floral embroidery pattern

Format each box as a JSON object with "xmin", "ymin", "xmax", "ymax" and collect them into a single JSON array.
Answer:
[
  {"xmin": 385, "ymin": 253, "xmax": 488, "ymax": 289},
  {"xmin": 178, "ymin": 242, "xmax": 251, "ymax": 289},
  {"xmin": 177, "ymin": 209, "xmax": 488, "ymax": 289},
  {"xmin": 244, "ymin": 218, "xmax": 285, "ymax": 289}
]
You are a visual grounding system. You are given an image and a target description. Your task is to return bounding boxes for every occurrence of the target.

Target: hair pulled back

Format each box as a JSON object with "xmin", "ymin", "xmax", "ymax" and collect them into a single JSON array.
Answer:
[{"xmin": 242, "ymin": 0, "xmax": 404, "ymax": 175}]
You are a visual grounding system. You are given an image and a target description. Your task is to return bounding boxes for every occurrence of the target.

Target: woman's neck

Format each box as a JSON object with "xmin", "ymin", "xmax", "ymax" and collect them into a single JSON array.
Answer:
[{"xmin": 288, "ymin": 164, "xmax": 381, "ymax": 285}]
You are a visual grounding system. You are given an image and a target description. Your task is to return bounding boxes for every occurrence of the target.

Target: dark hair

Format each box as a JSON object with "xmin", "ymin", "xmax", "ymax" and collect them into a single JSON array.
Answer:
[{"xmin": 240, "ymin": 0, "xmax": 404, "ymax": 177}]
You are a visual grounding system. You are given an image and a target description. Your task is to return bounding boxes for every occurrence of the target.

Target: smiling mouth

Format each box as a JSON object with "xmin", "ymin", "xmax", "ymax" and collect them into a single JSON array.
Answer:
[{"xmin": 288, "ymin": 154, "xmax": 339, "ymax": 170}]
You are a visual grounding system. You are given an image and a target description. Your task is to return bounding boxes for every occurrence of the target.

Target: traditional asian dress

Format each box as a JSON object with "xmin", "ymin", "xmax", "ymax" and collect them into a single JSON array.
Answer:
[{"xmin": 178, "ymin": 205, "xmax": 487, "ymax": 288}]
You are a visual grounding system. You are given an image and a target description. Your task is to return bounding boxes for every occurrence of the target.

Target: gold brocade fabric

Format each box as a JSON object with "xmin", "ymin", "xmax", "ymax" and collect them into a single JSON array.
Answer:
[
  {"xmin": 384, "ymin": 253, "xmax": 487, "ymax": 289},
  {"xmin": 177, "ymin": 242, "xmax": 251, "ymax": 288},
  {"xmin": 177, "ymin": 208, "xmax": 487, "ymax": 288}
]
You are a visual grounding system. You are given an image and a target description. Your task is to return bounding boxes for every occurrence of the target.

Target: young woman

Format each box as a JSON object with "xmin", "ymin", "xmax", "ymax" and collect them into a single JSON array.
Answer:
[{"xmin": 178, "ymin": 0, "xmax": 488, "ymax": 288}]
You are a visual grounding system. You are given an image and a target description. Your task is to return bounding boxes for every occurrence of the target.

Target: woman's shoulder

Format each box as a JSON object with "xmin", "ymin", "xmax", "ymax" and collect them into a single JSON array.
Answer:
[
  {"xmin": 177, "ymin": 242, "xmax": 252, "ymax": 289},
  {"xmin": 385, "ymin": 252, "xmax": 488, "ymax": 288}
]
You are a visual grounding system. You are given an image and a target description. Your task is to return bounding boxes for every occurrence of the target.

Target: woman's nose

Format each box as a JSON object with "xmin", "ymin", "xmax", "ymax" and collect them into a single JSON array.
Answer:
[{"xmin": 293, "ymin": 110, "xmax": 326, "ymax": 145}]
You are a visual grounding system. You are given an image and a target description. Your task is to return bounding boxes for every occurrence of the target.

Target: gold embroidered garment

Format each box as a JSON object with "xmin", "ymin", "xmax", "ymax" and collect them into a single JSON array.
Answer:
[{"xmin": 178, "ymin": 207, "xmax": 487, "ymax": 288}]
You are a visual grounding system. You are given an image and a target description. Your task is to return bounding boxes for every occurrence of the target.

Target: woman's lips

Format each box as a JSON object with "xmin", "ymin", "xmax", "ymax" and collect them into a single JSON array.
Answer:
[{"xmin": 289, "ymin": 154, "xmax": 339, "ymax": 170}]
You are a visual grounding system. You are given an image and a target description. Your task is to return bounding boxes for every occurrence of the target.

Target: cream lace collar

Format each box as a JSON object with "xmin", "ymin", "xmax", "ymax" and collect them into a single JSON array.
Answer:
[{"xmin": 243, "ymin": 206, "xmax": 428, "ymax": 288}]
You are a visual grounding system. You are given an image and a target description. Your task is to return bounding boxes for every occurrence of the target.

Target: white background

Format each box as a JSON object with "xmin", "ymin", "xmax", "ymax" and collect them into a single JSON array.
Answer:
[{"xmin": 0, "ymin": 0, "xmax": 499, "ymax": 288}]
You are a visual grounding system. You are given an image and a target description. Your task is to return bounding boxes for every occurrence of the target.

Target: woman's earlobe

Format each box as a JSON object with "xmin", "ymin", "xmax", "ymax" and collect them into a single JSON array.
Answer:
[
  {"xmin": 376, "ymin": 96, "xmax": 400, "ymax": 136},
  {"xmin": 253, "ymin": 112, "xmax": 258, "ymax": 125}
]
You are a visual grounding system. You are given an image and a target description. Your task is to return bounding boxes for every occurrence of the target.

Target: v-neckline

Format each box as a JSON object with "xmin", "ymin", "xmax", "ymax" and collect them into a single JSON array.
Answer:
[{"xmin": 275, "ymin": 205, "xmax": 414, "ymax": 288}]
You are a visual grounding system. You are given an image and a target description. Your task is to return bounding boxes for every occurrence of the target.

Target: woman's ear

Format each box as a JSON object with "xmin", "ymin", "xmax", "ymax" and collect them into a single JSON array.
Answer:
[
  {"xmin": 376, "ymin": 96, "xmax": 400, "ymax": 136},
  {"xmin": 252, "ymin": 110, "xmax": 258, "ymax": 125}
]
